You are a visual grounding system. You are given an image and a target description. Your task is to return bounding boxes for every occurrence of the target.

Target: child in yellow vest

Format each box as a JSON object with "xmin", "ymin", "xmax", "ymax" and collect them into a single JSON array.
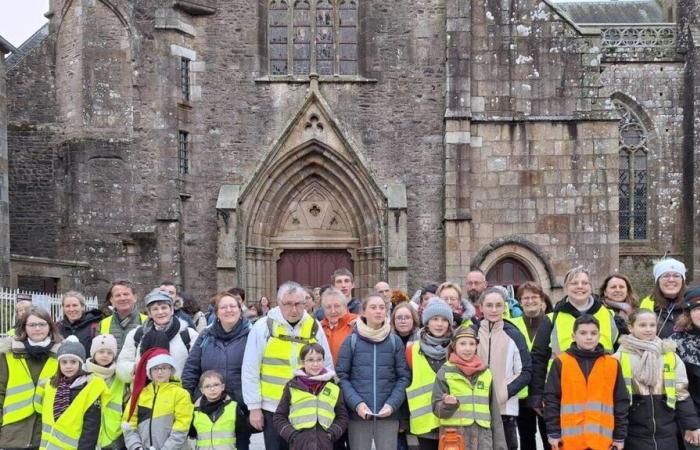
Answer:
[
  {"xmin": 432, "ymin": 326, "xmax": 506, "ymax": 450},
  {"xmin": 273, "ymin": 343, "xmax": 348, "ymax": 450},
  {"xmin": 122, "ymin": 347, "xmax": 194, "ymax": 450},
  {"xmin": 190, "ymin": 370, "xmax": 238, "ymax": 450},
  {"xmin": 85, "ymin": 334, "xmax": 129, "ymax": 450},
  {"xmin": 35, "ymin": 335, "xmax": 109, "ymax": 449}
]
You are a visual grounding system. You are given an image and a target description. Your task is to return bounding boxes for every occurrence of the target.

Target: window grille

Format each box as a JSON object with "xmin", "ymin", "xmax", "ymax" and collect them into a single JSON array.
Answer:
[
  {"xmin": 180, "ymin": 57, "xmax": 190, "ymax": 101},
  {"xmin": 179, "ymin": 131, "xmax": 189, "ymax": 175}
]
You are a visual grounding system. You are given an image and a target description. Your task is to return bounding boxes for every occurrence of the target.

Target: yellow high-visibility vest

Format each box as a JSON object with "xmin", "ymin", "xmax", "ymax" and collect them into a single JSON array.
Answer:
[
  {"xmin": 2, "ymin": 353, "xmax": 57, "ymax": 426},
  {"xmin": 193, "ymin": 399, "xmax": 237, "ymax": 450},
  {"xmin": 549, "ymin": 307, "xmax": 617, "ymax": 356},
  {"xmin": 99, "ymin": 313, "xmax": 147, "ymax": 335},
  {"xmin": 289, "ymin": 383, "xmax": 339, "ymax": 431},
  {"xmin": 440, "ymin": 363, "xmax": 492, "ymax": 429},
  {"xmin": 509, "ymin": 316, "xmax": 534, "ymax": 399},
  {"xmin": 619, "ymin": 350, "xmax": 676, "ymax": 409},
  {"xmin": 98, "ymin": 377, "xmax": 127, "ymax": 448},
  {"xmin": 406, "ymin": 343, "xmax": 440, "ymax": 435}
]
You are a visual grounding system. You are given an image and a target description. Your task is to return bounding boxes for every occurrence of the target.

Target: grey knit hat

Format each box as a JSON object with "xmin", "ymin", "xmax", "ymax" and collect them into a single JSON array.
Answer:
[
  {"xmin": 422, "ymin": 299, "xmax": 454, "ymax": 326},
  {"xmin": 57, "ymin": 335, "xmax": 86, "ymax": 364}
]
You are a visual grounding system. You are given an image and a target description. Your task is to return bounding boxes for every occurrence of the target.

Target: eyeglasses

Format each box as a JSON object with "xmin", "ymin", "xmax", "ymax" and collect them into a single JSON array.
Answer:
[
  {"xmin": 303, "ymin": 358, "xmax": 324, "ymax": 364},
  {"xmin": 26, "ymin": 322, "xmax": 48, "ymax": 329},
  {"xmin": 202, "ymin": 383, "xmax": 223, "ymax": 390},
  {"xmin": 395, "ymin": 316, "xmax": 413, "ymax": 322},
  {"xmin": 151, "ymin": 365, "xmax": 172, "ymax": 372},
  {"xmin": 660, "ymin": 273, "xmax": 682, "ymax": 280},
  {"xmin": 281, "ymin": 302, "xmax": 305, "ymax": 310}
]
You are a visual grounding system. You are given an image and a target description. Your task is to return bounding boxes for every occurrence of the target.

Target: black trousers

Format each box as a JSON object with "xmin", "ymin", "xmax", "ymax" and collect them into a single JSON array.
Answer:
[
  {"xmin": 263, "ymin": 409, "xmax": 289, "ymax": 450},
  {"xmin": 502, "ymin": 415, "xmax": 519, "ymax": 450},
  {"xmin": 517, "ymin": 402, "xmax": 549, "ymax": 450}
]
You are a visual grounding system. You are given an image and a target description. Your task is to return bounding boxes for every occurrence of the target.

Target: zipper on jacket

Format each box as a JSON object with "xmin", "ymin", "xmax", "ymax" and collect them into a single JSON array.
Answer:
[
  {"xmin": 650, "ymin": 396, "xmax": 657, "ymax": 450},
  {"xmin": 372, "ymin": 343, "xmax": 377, "ymax": 417},
  {"xmin": 487, "ymin": 322, "xmax": 494, "ymax": 365},
  {"xmin": 149, "ymin": 383, "xmax": 158, "ymax": 447}
]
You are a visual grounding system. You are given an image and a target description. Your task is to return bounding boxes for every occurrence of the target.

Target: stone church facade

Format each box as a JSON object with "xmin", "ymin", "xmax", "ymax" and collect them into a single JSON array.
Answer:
[{"xmin": 1, "ymin": 0, "xmax": 699, "ymax": 301}]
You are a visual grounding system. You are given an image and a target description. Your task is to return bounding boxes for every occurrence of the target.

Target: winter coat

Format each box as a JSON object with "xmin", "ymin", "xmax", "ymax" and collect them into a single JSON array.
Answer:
[
  {"xmin": 241, "ymin": 308, "xmax": 333, "ymax": 413},
  {"xmin": 0, "ymin": 337, "xmax": 61, "ymax": 449},
  {"xmin": 273, "ymin": 374, "xmax": 349, "ymax": 450},
  {"xmin": 543, "ymin": 343, "xmax": 629, "ymax": 443},
  {"xmin": 672, "ymin": 328, "xmax": 700, "ymax": 415},
  {"xmin": 476, "ymin": 318, "xmax": 532, "ymax": 416},
  {"xmin": 432, "ymin": 365, "xmax": 507, "ymax": 450},
  {"xmin": 57, "ymin": 308, "xmax": 104, "ymax": 355},
  {"xmin": 640, "ymin": 295, "xmax": 684, "ymax": 339},
  {"xmin": 321, "ymin": 313, "xmax": 357, "ymax": 363},
  {"xmin": 123, "ymin": 379, "xmax": 194, "ymax": 450},
  {"xmin": 529, "ymin": 296, "xmax": 619, "ymax": 408},
  {"xmin": 335, "ymin": 324, "xmax": 411, "ymax": 421},
  {"xmin": 117, "ymin": 318, "xmax": 198, "ymax": 381},
  {"xmin": 315, "ymin": 298, "xmax": 362, "ymax": 321},
  {"xmin": 182, "ymin": 319, "xmax": 249, "ymax": 407}
]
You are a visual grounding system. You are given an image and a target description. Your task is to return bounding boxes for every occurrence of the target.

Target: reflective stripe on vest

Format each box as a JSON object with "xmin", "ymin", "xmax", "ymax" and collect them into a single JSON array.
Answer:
[
  {"xmin": 439, "ymin": 363, "xmax": 492, "ymax": 429},
  {"xmin": 260, "ymin": 316, "xmax": 317, "ymax": 403},
  {"xmin": 2, "ymin": 353, "xmax": 57, "ymax": 426},
  {"xmin": 509, "ymin": 316, "xmax": 533, "ymax": 399},
  {"xmin": 559, "ymin": 352, "xmax": 617, "ymax": 450},
  {"xmin": 193, "ymin": 400, "xmax": 237, "ymax": 449},
  {"xmin": 39, "ymin": 376, "xmax": 109, "ymax": 450},
  {"xmin": 288, "ymin": 383, "xmax": 339, "ymax": 431},
  {"xmin": 619, "ymin": 350, "xmax": 676, "ymax": 409},
  {"xmin": 406, "ymin": 344, "xmax": 440, "ymax": 435},
  {"xmin": 98, "ymin": 377, "xmax": 126, "ymax": 447},
  {"xmin": 99, "ymin": 313, "xmax": 147, "ymax": 335},
  {"xmin": 550, "ymin": 307, "xmax": 617, "ymax": 357}
]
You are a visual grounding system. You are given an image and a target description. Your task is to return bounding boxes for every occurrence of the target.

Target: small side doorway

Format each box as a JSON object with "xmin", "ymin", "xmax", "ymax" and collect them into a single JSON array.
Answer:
[
  {"xmin": 486, "ymin": 257, "xmax": 533, "ymax": 292},
  {"xmin": 277, "ymin": 249, "xmax": 353, "ymax": 289}
]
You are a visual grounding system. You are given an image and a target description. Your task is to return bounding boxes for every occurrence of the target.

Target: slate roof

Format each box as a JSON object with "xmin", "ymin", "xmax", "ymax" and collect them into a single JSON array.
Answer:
[{"xmin": 5, "ymin": 23, "xmax": 49, "ymax": 69}]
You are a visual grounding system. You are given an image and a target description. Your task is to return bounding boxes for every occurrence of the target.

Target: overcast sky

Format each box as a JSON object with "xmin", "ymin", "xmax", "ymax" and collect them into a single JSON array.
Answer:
[{"xmin": 0, "ymin": 0, "xmax": 49, "ymax": 47}]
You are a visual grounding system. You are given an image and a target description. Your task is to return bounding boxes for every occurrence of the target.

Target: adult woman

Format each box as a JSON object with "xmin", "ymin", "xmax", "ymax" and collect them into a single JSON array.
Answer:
[
  {"xmin": 511, "ymin": 281, "xmax": 552, "ymax": 450},
  {"xmin": 180, "ymin": 291, "xmax": 207, "ymax": 332},
  {"xmin": 615, "ymin": 309, "xmax": 700, "ymax": 450},
  {"xmin": 259, "ymin": 296, "xmax": 273, "ymax": 316},
  {"xmin": 436, "ymin": 282, "xmax": 475, "ymax": 327},
  {"xmin": 405, "ymin": 299, "xmax": 454, "ymax": 450},
  {"xmin": 183, "ymin": 291, "xmax": 253, "ymax": 450},
  {"xmin": 640, "ymin": 258, "xmax": 687, "ymax": 338},
  {"xmin": 391, "ymin": 302, "xmax": 420, "ymax": 346},
  {"xmin": 57, "ymin": 290, "xmax": 104, "ymax": 355},
  {"xmin": 0, "ymin": 307, "xmax": 62, "ymax": 448},
  {"xmin": 336, "ymin": 295, "xmax": 411, "ymax": 450},
  {"xmin": 600, "ymin": 273, "xmax": 638, "ymax": 335},
  {"xmin": 529, "ymin": 266, "xmax": 618, "ymax": 415}
]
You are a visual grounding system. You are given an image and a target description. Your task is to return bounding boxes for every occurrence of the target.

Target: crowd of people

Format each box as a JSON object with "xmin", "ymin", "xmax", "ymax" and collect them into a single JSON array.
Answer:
[{"xmin": 0, "ymin": 261, "xmax": 699, "ymax": 450}]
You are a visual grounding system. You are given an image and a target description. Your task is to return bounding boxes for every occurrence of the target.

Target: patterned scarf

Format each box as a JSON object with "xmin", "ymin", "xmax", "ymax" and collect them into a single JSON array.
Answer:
[{"xmin": 53, "ymin": 376, "xmax": 73, "ymax": 421}]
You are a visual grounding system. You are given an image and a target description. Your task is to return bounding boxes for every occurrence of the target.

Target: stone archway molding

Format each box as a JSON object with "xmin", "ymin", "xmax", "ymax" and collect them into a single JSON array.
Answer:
[{"xmin": 471, "ymin": 236, "xmax": 560, "ymax": 294}]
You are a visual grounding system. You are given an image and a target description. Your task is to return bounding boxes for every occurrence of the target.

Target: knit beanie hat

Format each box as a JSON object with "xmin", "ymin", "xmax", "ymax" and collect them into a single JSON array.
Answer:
[
  {"xmin": 453, "ymin": 324, "xmax": 479, "ymax": 343},
  {"xmin": 127, "ymin": 347, "xmax": 171, "ymax": 420},
  {"xmin": 90, "ymin": 334, "xmax": 118, "ymax": 359},
  {"xmin": 57, "ymin": 335, "xmax": 86, "ymax": 364},
  {"xmin": 422, "ymin": 299, "xmax": 454, "ymax": 326},
  {"xmin": 684, "ymin": 285, "xmax": 700, "ymax": 311},
  {"xmin": 653, "ymin": 258, "xmax": 686, "ymax": 283}
]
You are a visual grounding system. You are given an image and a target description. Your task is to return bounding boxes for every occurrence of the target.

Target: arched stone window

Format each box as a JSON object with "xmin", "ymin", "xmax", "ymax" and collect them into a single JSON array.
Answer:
[
  {"xmin": 268, "ymin": 0, "xmax": 358, "ymax": 76},
  {"xmin": 614, "ymin": 100, "xmax": 648, "ymax": 241}
]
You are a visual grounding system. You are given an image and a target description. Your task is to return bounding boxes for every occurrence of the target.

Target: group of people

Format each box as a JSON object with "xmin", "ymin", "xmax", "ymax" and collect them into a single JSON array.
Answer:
[{"xmin": 0, "ymin": 261, "xmax": 699, "ymax": 450}]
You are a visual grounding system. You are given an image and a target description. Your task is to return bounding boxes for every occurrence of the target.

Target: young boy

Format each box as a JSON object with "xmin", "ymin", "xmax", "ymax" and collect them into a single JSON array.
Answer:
[
  {"xmin": 122, "ymin": 347, "xmax": 194, "ymax": 450},
  {"xmin": 544, "ymin": 314, "xmax": 629, "ymax": 449},
  {"xmin": 191, "ymin": 370, "xmax": 238, "ymax": 449}
]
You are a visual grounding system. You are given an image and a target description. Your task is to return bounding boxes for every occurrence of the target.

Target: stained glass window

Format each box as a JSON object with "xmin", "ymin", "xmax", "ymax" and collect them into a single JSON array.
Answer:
[
  {"xmin": 269, "ymin": 0, "xmax": 289, "ymax": 75},
  {"xmin": 614, "ymin": 101, "xmax": 648, "ymax": 241}
]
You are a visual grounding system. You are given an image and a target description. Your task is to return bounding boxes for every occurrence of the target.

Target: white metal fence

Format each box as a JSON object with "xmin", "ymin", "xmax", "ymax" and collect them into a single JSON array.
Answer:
[{"xmin": 0, "ymin": 288, "xmax": 99, "ymax": 337}]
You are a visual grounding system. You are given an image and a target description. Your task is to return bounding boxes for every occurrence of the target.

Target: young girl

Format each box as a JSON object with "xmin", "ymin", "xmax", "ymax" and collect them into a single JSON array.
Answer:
[
  {"xmin": 615, "ymin": 308, "xmax": 700, "ymax": 450},
  {"xmin": 191, "ymin": 370, "xmax": 238, "ymax": 449},
  {"xmin": 84, "ymin": 334, "xmax": 129, "ymax": 449},
  {"xmin": 274, "ymin": 343, "xmax": 348, "ymax": 450},
  {"xmin": 123, "ymin": 347, "xmax": 194, "ymax": 450},
  {"xmin": 432, "ymin": 326, "xmax": 506, "ymax": 450},
  {"xmin": 35, "ymin": 335, "xmax": 109, "ymax": 449}
]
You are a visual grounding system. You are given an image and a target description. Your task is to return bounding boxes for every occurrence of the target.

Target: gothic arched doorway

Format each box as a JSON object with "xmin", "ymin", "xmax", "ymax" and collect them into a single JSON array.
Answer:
[{"xmin": 486, "ymin": 257, "xmax": 534, "ymax": 291}]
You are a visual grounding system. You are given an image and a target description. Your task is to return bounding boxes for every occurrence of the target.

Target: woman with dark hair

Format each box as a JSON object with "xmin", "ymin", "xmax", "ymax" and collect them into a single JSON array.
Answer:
[
  {"xmin": 57, "ymin": 290, "xmax": 104, "ymax": 355},
  {"xmin": 391, "ymin": 302, "xmax": 420, "ymax": 346},
  {"xmin": 640, "ymin": 258, "xmax": 687, "ymax": 338},
  {"xmin": 182, "ymin": 291, "xmax": 253, "ymax": 450},
  {"xmin": 180, "ymin": 291, "xmax": 207, "ymax": 332},
  {"xmin": 511, "ymin": 281, "xmax": 552, "ymax": 450},
  {"xmin": 0, "ymin": 307, "xmax": 63, "ymax": 448},
  {"xmin": 599, "ymin": 273, "xmax": 638, "ymax": 336}
]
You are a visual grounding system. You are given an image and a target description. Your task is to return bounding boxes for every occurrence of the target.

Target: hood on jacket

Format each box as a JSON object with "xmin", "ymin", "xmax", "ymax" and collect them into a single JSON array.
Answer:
[
  {"xmin": 321, "ymin": 313, "xmax": 357, "ymax": 329},
  {"xmin": 61, "ymin": 308, "xmax": 104, "ymax": 328},
  {"xmin": 460, "ymin": 299, "xmax": 476, "ymax": 320}
]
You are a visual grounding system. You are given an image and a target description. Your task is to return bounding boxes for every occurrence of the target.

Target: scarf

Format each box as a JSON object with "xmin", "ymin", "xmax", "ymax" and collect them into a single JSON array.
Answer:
[
  {"xmin": 448, "ymin": 352, "xmax": 487, "ymax": 378},
  {"xmin": 419, "ymin": 329, "xmax": 452, "ymax": 361},
  {"xmin": 24, "ymin": 337, "xmax": 53, "ymax": 359},
  {"xmin": 85, "ymin": 359, "xmax": 116, "ymax": 379},
  {"xmin": 356, "ymin": 318, "xmax": 392, "ymax": 343},
  {"xmin": 199, "ymin": 394, "xmax": 226, "ymax": 417},
  {"xmin": 53, "ymin": 375, "xmax": 75, "ymax": 420},
  {"xmin": 293, "ymin": 368, "xmax": 335, "ymax": 395},
  {"xmin": 619, "ymin": 334, "xmax": 664, "ymax": 387},
  {"xmin": 212, "ymin": 317, "xmax": 248, "ymax": 341}
]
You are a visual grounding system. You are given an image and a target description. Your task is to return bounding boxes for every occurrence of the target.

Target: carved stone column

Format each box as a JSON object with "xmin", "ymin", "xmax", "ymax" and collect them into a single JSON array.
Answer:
[
  {"xmin": 216, "ymin": 185, "xmax": 240, "ymax": 291},
  {"xmin": 384, "ymin": 184, "xmax": 408, "ymax": 291}
]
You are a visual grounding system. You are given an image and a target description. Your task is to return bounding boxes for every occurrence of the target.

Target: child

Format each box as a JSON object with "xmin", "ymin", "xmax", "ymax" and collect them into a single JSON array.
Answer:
[
  {"xmin": 122, "ymin": 347, "xmax": 194, "ymax": 450},
  {"xmin": 85, "ymin": 334, "xmax": 129, "ymax": 449},
  {"xmin": 615, "ymin": 309, "xmax": 700, "ymax": 450},
  {"xmin": 432, "ymin": 326, "xmax": 507, "ymax": 450},
  {"xmin": 273, "ymin": 343, "xmax": 348, "ymax": 450},
  {"xmin": 35, "ymin": 335, "xmax": 109, "ymax": 449},
  {"xmin": 544, "ymin": 314, "xmax": 629, "ymax": 449},
  {"xmin": 191, "ymin": 370, "xmax": 238, "ymax": 450}
]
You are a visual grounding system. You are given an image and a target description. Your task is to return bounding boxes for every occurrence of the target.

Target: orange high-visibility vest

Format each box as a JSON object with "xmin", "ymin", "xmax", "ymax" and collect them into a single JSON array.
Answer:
[{"xmin": 559, "ymin": 352, "xmax": 618, "ymax": 450}]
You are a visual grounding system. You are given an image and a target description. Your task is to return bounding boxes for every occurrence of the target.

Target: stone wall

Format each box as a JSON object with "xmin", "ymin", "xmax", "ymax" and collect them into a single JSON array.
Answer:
[{"xmin": 0, "ymin": 48, "xmax": 10, "ymax": 286}]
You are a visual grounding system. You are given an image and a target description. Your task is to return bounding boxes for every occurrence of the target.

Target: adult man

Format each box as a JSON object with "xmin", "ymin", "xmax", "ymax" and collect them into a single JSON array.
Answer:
[
  {"xmin": 160, "ymin": 280, "xmax": 195, "ymax": 328},
  {"xmin": 374, "ymin": 281, "xmax": 392, "ymax": 306},
  {"xmin": 315, "ymin": 268, "xmax": 362, "ymax": 319},
  {"xmin": 158, "ymin": 281, "xmax": 177, "ymax": 298},
  {"xmin": 466, "ymin": 269, "xmax": 488, "ymax": 319},
  {"xmin": 5, "ymin": 294, "xmax": 32, "ymax": 336},
  {"xmin": 320, "ymin": 288, "xmax": 357, "ymax": 362},
  {"xmin": 242, "ymin": 281, "xmax": 332, "ymax": 450},
  {"xmin": 99, "ymin": 280, "xmax": 147, "ymax": 351}
]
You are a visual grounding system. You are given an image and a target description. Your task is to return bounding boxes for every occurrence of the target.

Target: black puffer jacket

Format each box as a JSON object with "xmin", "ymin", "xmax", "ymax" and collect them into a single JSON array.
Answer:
[{"xmin": 57, "ymin": 309, "xmax": 104, "ymax": 355}]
